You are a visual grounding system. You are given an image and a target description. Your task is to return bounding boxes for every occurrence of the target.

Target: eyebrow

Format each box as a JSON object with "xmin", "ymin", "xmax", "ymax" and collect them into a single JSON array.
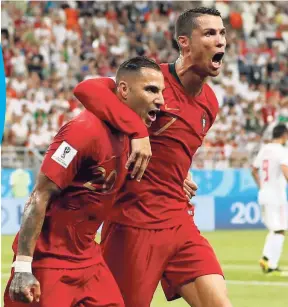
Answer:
[{"xmin": 203, "ymin": 27, "xmax": 226, "ymax": 32}]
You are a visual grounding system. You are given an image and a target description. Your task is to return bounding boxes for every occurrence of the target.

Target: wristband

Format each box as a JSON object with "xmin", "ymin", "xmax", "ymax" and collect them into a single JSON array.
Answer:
[{"xmin": 12, "ymin": 256, "xmax": 32, "ymax": 273}]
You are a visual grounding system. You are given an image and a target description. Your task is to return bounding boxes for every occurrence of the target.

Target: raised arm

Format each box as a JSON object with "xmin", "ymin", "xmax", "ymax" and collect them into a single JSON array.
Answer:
[{"xmin": 73, "ymin": 78, "xmax": 148, "ymax": 139}]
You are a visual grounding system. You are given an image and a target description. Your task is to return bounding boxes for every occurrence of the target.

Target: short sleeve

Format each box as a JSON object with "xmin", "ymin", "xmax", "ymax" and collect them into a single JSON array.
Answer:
[{"xmin": 41, "ymin": 120, "xmax": 94, "ymax": 189}]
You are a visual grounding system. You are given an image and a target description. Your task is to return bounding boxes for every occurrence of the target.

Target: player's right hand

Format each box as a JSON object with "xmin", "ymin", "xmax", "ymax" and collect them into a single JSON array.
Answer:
[
  {"xmin": 126, "ymin": 137, "xmax": 152, "ymax": 182},
  {"xmin": 9, "ymin": 272, "xmax": 41, "ymax": 303}
]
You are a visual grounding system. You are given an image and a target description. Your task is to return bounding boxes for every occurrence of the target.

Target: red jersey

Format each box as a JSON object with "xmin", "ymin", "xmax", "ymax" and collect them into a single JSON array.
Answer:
[
  {"xmin": 74, "ymin": 64, "xmax": 219, "ymax": 229},
  {"xmin": 12, "ymin": 110, "xmax": 129, "ymax": 268}
]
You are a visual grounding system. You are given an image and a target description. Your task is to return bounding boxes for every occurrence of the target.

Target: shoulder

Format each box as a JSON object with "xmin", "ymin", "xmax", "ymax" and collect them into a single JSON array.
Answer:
[
  {"xmin": 55, "ymin": 110, "xmax": 110, "ymax": 148},
  {"xmin": 277, "ymin": 145, "xmax": 287, "ymax": 156},
  {"xmin": 160, "ymin": 63, "xmax": 169, "ymax": 77},
  {"xmin": 64, "ymin": 110, "xmax": 107, "ymax": 136}
]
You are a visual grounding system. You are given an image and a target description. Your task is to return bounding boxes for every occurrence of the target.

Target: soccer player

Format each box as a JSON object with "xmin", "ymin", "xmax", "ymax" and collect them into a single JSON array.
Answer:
[
  {"xmin": 4, "ymin": 56, "xmax": 165, "ymax": 307},
  {"xmin": 74, "ymin": 7, "xmax": 232, "ymax": 307},
  {"xmin": 251, "ymin": 124, "xmax": 288, "ymax": 275}
]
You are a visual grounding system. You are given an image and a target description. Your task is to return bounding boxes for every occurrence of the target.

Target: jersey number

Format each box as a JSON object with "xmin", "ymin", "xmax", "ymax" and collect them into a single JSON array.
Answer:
[
  {"xmin": 83, "ymin": 167, "xmax": 117, "ymax": 193},
  {"xmin": 262, "ymin": 159, "xmax": 269, "ymax": 182}
]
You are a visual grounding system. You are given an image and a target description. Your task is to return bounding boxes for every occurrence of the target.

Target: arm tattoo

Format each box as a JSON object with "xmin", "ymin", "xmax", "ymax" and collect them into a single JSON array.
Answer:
[
  {"xmin": 17, "ymin": 173, "xmax": 61, "ymax": 257},
  {"xmin": 17, "ymin": 190, "xmax": 48, "ymax": 257}
]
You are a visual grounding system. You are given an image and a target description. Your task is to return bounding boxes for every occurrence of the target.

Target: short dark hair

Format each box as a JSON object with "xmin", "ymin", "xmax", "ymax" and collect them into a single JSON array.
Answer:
[
  {"xmin": 272, "ymin": 124, "xmax": 288, "ymax": 139},
  {"xmin": 116, "ymin": 56, "xmax": 161, "ymax": 83},
  {"xmin": 175, "ymin": 7, "xmax": 222, "ymax": 40}
]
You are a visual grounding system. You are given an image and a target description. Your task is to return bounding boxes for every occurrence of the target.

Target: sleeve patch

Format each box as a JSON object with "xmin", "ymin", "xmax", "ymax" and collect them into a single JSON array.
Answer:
[{"xmin": 51, "ymin": 141, "xmax": 78, "ymax": 168}]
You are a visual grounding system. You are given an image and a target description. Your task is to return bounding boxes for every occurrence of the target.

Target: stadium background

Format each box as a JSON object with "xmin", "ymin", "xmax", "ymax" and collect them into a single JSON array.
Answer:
[{"xmin": 1, "ymin": 1, "xmax": 288, "ymax": 306}]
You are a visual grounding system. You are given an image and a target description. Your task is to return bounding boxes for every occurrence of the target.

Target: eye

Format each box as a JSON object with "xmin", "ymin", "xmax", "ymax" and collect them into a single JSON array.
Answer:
[{"xmin": 145, "ymin": 86, "xmax": 159, "ymax": 93}]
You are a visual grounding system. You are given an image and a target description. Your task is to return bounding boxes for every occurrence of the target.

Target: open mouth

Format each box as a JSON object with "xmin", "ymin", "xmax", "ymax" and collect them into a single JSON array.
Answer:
[
  {"xmin": 211, "ymin": 52, "xmax": 224, "ymax": 69},
  {"xmin": 147, "ymin": 109, "xmax": 160, "ymax": 123}
]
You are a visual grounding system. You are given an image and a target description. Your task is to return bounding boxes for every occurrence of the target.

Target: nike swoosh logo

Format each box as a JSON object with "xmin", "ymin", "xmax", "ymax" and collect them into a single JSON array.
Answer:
[{"xmin": 164, "ymin": 104, "xmax": 180, "ymax": 111}]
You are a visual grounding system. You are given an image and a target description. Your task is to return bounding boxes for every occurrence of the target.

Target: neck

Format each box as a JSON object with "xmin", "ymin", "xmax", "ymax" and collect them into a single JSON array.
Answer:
[
  {"xmin": 272, "ymin": 139, "xmax": 283, "ymax": 145},
  {"xmin": 175, "ymin": 54, "xmax": 207, "ymax": 97}
]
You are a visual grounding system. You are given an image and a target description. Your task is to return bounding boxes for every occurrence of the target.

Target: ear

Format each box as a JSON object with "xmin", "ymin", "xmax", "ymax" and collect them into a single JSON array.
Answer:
[
  {"xmin": 177, "ymin": 36, "xmax": 189, "ymax": 50},
  {"xmin": 117, "ymin": 81, "xmax": 128, "ymax": 100}
]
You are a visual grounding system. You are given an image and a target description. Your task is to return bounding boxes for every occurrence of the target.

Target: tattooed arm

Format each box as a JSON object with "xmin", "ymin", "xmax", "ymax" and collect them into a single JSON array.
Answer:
[
  {"xmin": 9, "ymin": 172, "xmax": 61, "ymax": 303},
  {"xmin": 17, "ymin": 172, "xmax": 60, "ymax": 256}
]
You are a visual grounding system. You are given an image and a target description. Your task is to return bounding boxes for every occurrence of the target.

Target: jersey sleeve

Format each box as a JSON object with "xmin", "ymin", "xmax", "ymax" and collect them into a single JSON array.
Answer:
[
  {"xmin": 41, "ymin": 121, "xmax": 95, "ymax": 190},
  {"xmin": 73, "ymin": 78, "xmax": 149, "ymax": 139}
]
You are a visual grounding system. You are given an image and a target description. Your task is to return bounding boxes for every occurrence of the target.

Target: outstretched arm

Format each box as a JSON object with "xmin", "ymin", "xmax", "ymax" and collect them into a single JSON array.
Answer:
[{"xmin": 73, "ymin": 78, "xmax": 148, "ymax": 138}]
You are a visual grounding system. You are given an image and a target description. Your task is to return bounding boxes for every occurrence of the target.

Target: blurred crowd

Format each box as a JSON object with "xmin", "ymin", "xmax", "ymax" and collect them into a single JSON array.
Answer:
[{"xmin": 2, "ymin": 1, "xmax": 288, "ymax": 168}]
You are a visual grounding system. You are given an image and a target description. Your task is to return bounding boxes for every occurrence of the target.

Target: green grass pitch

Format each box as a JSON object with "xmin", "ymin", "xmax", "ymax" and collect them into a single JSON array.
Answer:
[{"xmin": 2, "ymin": 230, "xmax": 288, "ymax": 306}]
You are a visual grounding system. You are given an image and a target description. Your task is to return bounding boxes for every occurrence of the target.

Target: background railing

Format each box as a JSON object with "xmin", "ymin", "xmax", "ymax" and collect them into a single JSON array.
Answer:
[
  {"xmin": 2, "ymin": 145, "xmax": 260, "ymax": 171},
  {"xmin": 1, "ymin": 146, "xmax": 44, "ymax": 179}
]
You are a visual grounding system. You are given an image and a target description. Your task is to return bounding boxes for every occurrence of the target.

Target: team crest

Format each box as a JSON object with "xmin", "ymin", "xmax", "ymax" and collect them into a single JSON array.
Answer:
[{"xmin": 201, "ymin": 112, "xmax": 207, "ymax": 133}]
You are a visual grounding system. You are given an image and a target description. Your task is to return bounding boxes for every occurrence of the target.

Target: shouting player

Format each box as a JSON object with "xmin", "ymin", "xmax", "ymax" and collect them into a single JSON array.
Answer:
[
  {"xmin": 252, "ymin": 124, "xmax": 288, "ymax": 275},
  {"xmin": 74, "ymin": 7, "xmax": 231, "ymax": 307},
  {"xmin": 5, "ymin": 57, "xmax": 165, "ymax": 307}
]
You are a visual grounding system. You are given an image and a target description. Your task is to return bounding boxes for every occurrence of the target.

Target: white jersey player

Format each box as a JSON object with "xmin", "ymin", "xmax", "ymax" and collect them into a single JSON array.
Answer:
[{"xmin": 251, "ymin": 124, "xmax": 288, "ymax": 275}]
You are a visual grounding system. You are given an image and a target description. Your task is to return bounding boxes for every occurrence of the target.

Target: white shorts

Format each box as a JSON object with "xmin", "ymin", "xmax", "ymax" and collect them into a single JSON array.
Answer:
[{"xmin": 260, "ymin": 203, "xmax": 288, "ymax": 231}]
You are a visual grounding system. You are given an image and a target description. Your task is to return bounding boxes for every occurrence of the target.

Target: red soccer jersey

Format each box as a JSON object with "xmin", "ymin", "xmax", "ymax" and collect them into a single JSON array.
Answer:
[
  {"xmin": 12, "ymin": 110, "xmax": 129, "ymax": 268},
  {"xmin": 74, "ymin": 64, "xmax": 219, "ymax": 228}
]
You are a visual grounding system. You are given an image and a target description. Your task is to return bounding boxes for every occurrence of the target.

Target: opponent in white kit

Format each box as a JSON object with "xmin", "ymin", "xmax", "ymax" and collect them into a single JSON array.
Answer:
[{"xmin": 251, "ymin": 124, "xmax": 288, "ymax": 275}]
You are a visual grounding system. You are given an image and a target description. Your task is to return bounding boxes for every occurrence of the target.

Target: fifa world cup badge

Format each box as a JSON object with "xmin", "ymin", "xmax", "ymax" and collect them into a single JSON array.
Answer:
[{"xmin": 201, "ymin": 112, "xmax": 207, "ymax": 133}]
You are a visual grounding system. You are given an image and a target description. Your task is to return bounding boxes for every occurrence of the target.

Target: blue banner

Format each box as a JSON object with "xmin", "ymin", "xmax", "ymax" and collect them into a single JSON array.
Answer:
[
  {"xmin": 190, "ymin": 168, "xmax": 258, "ymax": 197},
  {"xmin": 215, "ymin": 194, "xmax": 265, "ymax": 229},
  {"xmin": 0, "ymin": 169, "xmax": 272, "ymax": 233},
  {"xmin": 2, "ymin": 198, "xmax": 26, "ymax": 235}
]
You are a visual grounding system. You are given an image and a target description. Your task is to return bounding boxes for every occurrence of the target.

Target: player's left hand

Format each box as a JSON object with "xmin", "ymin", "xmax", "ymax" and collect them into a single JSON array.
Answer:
[
  {"xmin": 126, "ymin": 137, "xmax": 152, "ymax": 181},
  {"xmin": 184, "ymin": 172, "xmax": 198, "ymax": 200}
]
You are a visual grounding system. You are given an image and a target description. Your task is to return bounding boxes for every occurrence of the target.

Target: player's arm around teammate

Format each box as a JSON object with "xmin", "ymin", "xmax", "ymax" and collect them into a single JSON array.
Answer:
[
  {"xmin": 9, "ymin": 173, "xmax": 61, "ymax": 303},
  {"xmin": 74, "ymin": 78, "xmax": 152, "ymax": 182},
  {"xmin": 74, "ymin": 79, "xmax": 198, "ymax": 198},
  {"xmin": 75, "ymin": 7, "xmax": 232, "ymax": 306}
]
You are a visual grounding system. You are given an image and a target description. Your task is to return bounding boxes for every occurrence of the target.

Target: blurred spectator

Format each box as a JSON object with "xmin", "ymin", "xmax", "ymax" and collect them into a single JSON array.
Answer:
[
  {"xmin": 1, "ymin": 0, "xmax": 288, "ymax": 169},
  {"xmin": 9, "ymin": 115, "xmax": 29, "ymax": 146}
]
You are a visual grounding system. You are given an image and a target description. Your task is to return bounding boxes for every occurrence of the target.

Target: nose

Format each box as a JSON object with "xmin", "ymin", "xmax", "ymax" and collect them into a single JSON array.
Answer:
[
  {"xmin": 156, "ymin": 93, "xmax": 165, "ymax": 106},
  {"xmin": 216, "ymin": 34, "xmax": 226, "ymax": 49}
]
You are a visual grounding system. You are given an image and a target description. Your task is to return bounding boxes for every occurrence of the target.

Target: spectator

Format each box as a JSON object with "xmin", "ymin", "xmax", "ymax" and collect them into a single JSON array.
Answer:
[{"xmin": 2, "ymin": 1, "xmax": 288, "ymax": 170}]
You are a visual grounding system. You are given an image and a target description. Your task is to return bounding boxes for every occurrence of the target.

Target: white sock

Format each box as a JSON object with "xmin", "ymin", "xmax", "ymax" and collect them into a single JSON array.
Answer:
[
  {"xmin": 269, "ymin": 233, "xmax": 285, "ymax": 269},
  {"xmin": 262, "ymin": 232, "xmax": 274, "ymax": 260}
]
